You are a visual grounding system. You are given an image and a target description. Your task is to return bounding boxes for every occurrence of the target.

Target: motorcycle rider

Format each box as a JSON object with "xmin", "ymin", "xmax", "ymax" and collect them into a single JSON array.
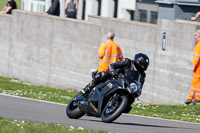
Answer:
[{"xmin": 81, "ymin": 53, "xmax": 149, "ymax": 97}]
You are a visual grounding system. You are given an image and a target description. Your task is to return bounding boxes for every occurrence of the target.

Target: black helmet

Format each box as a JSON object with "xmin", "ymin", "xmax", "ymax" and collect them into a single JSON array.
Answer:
[{"xmin": 133, "ymin": 53, "xmax": 149, "ymax": 71}]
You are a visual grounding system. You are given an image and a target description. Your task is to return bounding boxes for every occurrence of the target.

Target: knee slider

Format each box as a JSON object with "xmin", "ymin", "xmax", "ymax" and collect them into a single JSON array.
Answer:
[
  {"xmin": 99, "ymin": 71, "xmax": 110, "ymax": 82},
  {"xmin": 93, "ymin": 71, "xmax": 109, "ymax": 85}
]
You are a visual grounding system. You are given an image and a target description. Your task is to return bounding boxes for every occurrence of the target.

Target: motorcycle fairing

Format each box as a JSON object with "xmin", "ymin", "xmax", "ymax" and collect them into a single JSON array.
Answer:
[
  {"xmin": 79, "ymin": 69, "xmax": 141, "ymax": 116},
  {"xmin": 89, "ymin": 79, "xmax": 129, "ymax": 115}
]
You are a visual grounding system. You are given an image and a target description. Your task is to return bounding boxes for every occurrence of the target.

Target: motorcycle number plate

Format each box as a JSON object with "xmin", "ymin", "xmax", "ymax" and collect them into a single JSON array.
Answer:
[{"xmin": 107, "ymin": 83, "xmax": 113, "ymax": 88}]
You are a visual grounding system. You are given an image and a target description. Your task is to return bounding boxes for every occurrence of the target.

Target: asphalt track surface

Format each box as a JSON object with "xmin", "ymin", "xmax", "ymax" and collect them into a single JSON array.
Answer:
[{"xmin": 0, "ymin": 93, "xmax": 200, "ymax": 133}]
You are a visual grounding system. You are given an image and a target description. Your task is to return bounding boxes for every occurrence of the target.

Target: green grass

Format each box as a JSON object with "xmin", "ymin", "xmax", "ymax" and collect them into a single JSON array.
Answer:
[
  {"xmin": 0, "ymin": 77, "xmax": 77, "ymax": 104},
  {"xmin": 0, "ymin": 76, "xmax": 200, "ymax": 124},
  {"xmin": 0, "ymin": 0, "xmax": 21, "ymax": 11},
  {"xmin": 130, "ymin": 103, "xmax": 200, "ymax": 123},
  {"xmin": 0, "ymin": 117, "xmax": 106, "ymax": 133}
]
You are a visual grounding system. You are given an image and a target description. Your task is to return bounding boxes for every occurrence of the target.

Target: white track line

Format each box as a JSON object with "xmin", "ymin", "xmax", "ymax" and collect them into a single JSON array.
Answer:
[
  {"xmin": 124, "ymin": 113, "xmax": 200, "ymax": 125},
  {"xmin": 0, "ymin": 93, "xmax": 66, "ymax": 106},
  {"xmin": 1, "ymin": 93, "xmax": 200, "ymax": 125}
]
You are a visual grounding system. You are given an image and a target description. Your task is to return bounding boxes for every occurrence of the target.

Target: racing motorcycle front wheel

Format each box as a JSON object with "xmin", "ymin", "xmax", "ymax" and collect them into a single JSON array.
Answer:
[
  {"xmin": 101, "ymin": 94, "xmax": 129, "ymax": 123},
  {"xmin": 66, "ymin": 92, "xmax": 85, "ymax": 119}
]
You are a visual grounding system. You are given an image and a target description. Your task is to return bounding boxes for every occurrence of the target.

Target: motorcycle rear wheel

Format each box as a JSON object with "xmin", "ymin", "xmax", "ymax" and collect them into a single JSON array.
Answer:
[
  {"xmin": 101, "ymin": 95, "xmax": 128, "ymax": 123},
  {"xmin": 66, "ymin": 93, "xmax": 85, "ymax": 119}
]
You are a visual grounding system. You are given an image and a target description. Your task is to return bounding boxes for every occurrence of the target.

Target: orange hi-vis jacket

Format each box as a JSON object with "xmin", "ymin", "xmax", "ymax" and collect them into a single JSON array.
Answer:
[
  {"xmin": 97, "ymin": 40, "xmax": 123, "ymax": 72},
  {"xmin": 187, "ymin": 41, "xmax": 200, "ymax": 101}
]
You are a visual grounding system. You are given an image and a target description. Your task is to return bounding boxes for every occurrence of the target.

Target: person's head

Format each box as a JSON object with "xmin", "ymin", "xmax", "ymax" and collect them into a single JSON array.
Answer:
[
  {"xmin": 195, "ymin": 30, "xmax": 200, "ymax": 42},
  {"xmin": 133, "ymin": 53, "xmax": 149, "ymax": 72},
  {"xmin": 107, "ymin": 32, "xmax": 115, "ymax": 41}
]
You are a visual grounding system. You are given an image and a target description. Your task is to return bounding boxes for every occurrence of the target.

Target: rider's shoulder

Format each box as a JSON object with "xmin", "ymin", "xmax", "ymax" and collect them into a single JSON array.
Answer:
[
  {"xmin": 140, "ymin": 71, "xmax": 146, "ymax": 78},
  {"xmin": 122, "ymin": 58, "xmax": 131, "ymax": 62}
]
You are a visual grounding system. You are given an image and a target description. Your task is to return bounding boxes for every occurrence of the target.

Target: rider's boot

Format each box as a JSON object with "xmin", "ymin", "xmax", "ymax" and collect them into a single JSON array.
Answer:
[
  {"xmin": 81, "ymin": 85, "xmax": 91, "ymax": 95},
  {"xmin": 81, "ymin": 81, "xmax": 96, "ymax": 95},
  {"xmin": 73, "ymin": 81, "xmax": 96, "ymax": 101}
]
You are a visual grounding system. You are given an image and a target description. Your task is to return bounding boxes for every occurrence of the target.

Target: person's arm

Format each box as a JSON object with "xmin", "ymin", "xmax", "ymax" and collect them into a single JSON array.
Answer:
[
  {"xmin": 193, "ymin": 43, "xmax": 200, "ymax": 72},
  {"xmin": 46, "ymin": 0, "xmax": 59, "ymax": 15},
  {"xmin": 75, "ymin": 0, "xmax": 79, "ymax": 10},
  {"xmin": 139, "ymin": 71, "xmax": 146, "ymax": 88},
  {"xmin": 65, "ymin": 0, "xmax": 69, "ymax": 10},
  {"xmin": 108, "ymin": 58, "xmax": 130, "ymax": 71},
  {"xmin": 117, "ymin": 47, "xmax": 123, "ymax": 60},
  {"xmin": 191, "ymin": 12, "xmax": 200, "ymax": 21},
  {"xmin": 0, "ymin": 6, "xmax": 7, "ymax": 14},
  {"xmin": 97, "ymin": 42, "xmax": 106, "ymax": 59},
  {"xmin": 3, "ymin": 1, "xmax": 16, "ymax": 14},
  {"xmin": 3, "ymin": 6, "xmax": 12, "ymax": 14}
]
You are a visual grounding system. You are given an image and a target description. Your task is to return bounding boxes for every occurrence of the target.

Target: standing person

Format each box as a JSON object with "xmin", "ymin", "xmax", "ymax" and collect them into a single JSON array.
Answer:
[
  {"xmin": 80, "ymin": 32, "xmax": 124, "ymax": 95},
  {"xmin": 185, "ymin": 30, "xmax": 200, "ymax": 105},
  {"xmin": 65, "ymin": 0, "xmax": 78, "ymax": 19},
  {"xmin": 0, "ymin": 0, "xmax": 17, "ymax": 15},
  {"xmin": 42, "ymin": 0, "xmax": 60, "ymax": 16},
  {"xmin": 97, "ymin": 32, "xmax": 124, "ymax": 73}
]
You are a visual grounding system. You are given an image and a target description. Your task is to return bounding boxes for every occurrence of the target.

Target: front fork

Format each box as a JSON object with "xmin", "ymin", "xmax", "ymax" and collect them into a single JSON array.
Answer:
[{"xmin": 107, "ymin": 93, "xmax": 120, "ymax": 107}]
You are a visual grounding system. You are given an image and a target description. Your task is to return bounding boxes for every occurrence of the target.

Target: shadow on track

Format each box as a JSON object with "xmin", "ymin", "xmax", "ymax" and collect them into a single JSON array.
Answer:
[{"xmin": 80, "ymin": 118, "xmax": 199, "ymax": 131}]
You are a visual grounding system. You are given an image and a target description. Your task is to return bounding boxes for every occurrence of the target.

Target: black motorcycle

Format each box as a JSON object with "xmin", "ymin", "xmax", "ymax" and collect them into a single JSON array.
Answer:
[{"xmin": 66, "ymin": 68, "xmax": 142, "ymax": 123}]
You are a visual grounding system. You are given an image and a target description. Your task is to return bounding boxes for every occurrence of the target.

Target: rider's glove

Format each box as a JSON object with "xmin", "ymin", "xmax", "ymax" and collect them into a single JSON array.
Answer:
[{"xmin": 110, "ymin": 69, "xmax": 119, "ymax": 79}]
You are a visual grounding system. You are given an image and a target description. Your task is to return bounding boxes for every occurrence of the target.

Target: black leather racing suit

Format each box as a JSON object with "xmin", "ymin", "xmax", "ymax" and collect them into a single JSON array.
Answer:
[
  {"xmin": 87, "ymin": 58, "xmax": 146, "ymax": 90},
  {"xmin": 108, "ymin": 58, "xmax": 146, "ymax": 89}
]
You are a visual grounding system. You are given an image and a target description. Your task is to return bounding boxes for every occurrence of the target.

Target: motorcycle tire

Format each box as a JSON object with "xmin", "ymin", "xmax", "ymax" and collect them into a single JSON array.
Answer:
[
  {"xmin": 66, "ymin": 94, "xmax": 85, "ymax": 119},
  {"xmin": 101, "ymin": 95, "xmax": 128, "ymax": 123}
]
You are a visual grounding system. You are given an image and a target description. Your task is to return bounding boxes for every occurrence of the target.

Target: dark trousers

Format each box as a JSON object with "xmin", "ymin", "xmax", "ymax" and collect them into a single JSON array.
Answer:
[
  {"xmin": 66, "ymin": 12, "xmax": 77, "ymax": 19},
  {"xmin": 89, "ymin": 71, "xmax": 110, "ymax": 88}
]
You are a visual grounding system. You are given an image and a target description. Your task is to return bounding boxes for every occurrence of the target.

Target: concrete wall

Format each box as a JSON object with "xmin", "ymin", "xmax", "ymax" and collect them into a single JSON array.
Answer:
[
  {"xmin": 0, "ymin": 10, "xmax": 100, "ymax": 90},
  {"xmin": 0, "ymin": 15, "xmax": 12, "ymax": 77},
  {"xmin": 1, "ymin": 10, "xmax": 200, "ymax": 104}
]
